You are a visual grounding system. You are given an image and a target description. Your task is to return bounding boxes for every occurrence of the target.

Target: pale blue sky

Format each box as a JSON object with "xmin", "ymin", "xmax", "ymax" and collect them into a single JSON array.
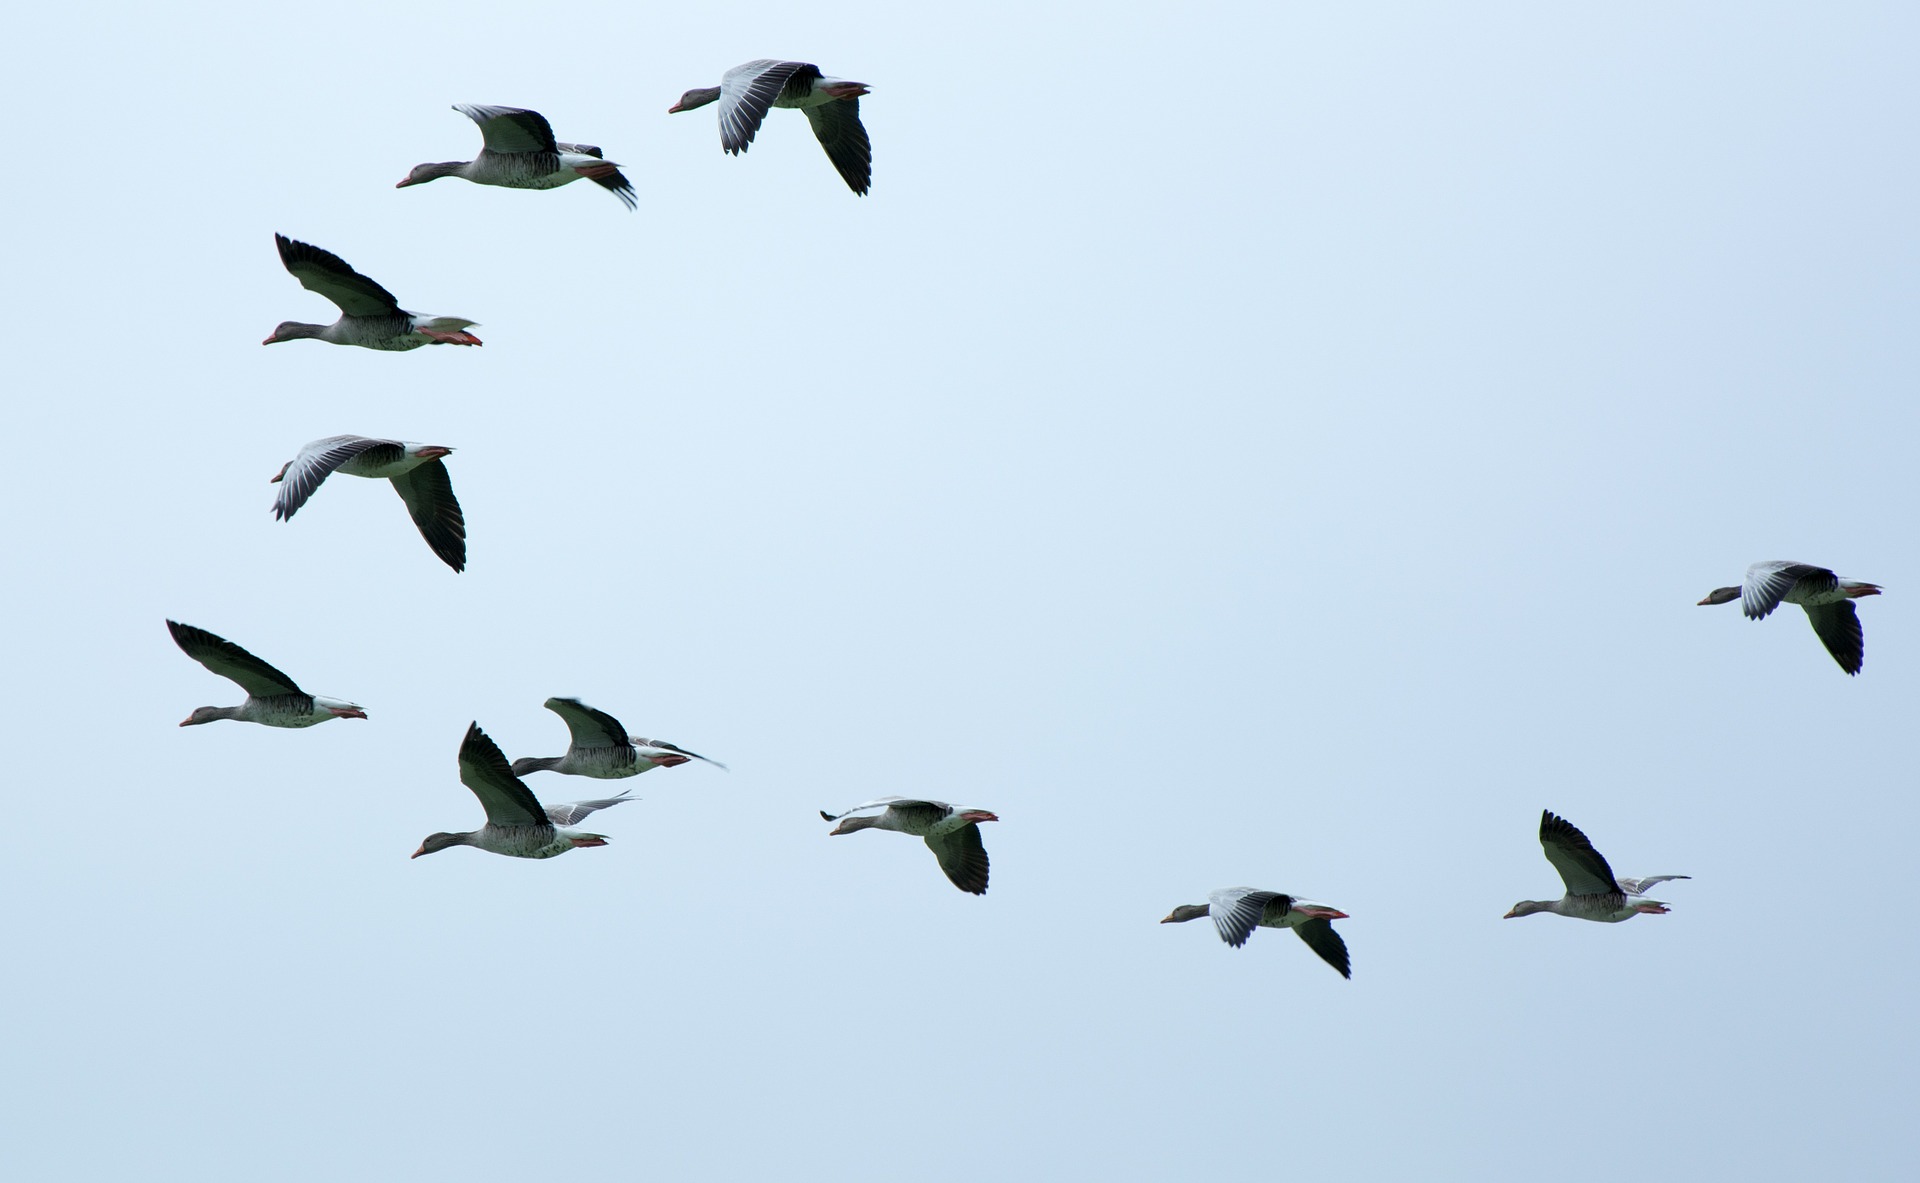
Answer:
[{"xmin": 3, "ymin": 3, "xmax": 1915, "ymax": 1179}]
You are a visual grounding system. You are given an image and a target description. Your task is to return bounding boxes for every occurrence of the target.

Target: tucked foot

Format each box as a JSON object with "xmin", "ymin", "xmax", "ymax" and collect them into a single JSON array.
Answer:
[
  {"xmin": 418, "ymin": 329, "xmax": 483, "ymax": 346},
  {"xmin": 1296, "ymin": 906, "xmax": 1351, "ymax": 920}
]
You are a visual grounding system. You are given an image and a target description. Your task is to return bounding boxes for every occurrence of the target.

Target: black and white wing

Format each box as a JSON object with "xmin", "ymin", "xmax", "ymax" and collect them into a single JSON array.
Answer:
[
  {"xmin": 1804, "ymin": 600, "xmax": 1866, "ymax": 675},
  {"xmin": 716, "ymin": 59, "xmax": 818, "ymax": 153},
  {"xmin": 457, "ymin": 723, "xmax": 550, "ymax": 828},
  {"xmin": 544, "ymin": 791, "xmax": 638, "ymax": 826},
  {"xmin": 272, "ymin": 435, "xmax": 404, "ymax": 520},
  {"xmin": 274, "ymin": 234, "xmax": 402, "ymax": 317},
  {"xmin": 1292, "ymin": 919, "xmax": 1352, "ymax": 979},
  {"xmin": 819, "ymin": 796, "xmax": 951, "ymax": 823},
  {"xmin": 543, "ymin": 697, "xmax": 632, "ymax": 752},
  {"xmin": 389, "ymin": 459, "xmax": 466, "ymax": 572},
  {"xmin": 455, "ymin": 104, "xmax": 560, "ymax": 154},
  {"xmin": 166, "ymin": 620, "xmax": 306, "ymax": 698},
  {"xmin": 1539, "ymin": 811, "xmax": 1623, "ymax": 897},
  {"xmin": 554, "ymin": 140, "xmax": 636, "ymax": 208},
  {"xmin": 802, "ymin": 98, "xmax": 871, "ymax": 194},
  {"xmin": 1616, "ymin": 874, "xmax": 1691, "ymax": 896},
  {"xmin": 1207, "ymin": 887, "xmax": 1289, "ymax": 949},
  {"xmin": 924, "ymin": 824, "xmax": 990, "ymax": 895},
  {"xmin": 1742, "ymin": 561, "xmax": 1834, "ymax": 620}
]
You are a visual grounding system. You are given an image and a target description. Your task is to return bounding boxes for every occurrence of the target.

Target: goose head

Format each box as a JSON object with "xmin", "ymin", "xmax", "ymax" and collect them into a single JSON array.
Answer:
[
  {"xmin": 262, "ymin": 321, "xmax": 323, "ymax": 345},
  {"xmin": 412, "ymin": 832, "xmax": 469, "ymax": 859},
  {"xmin": 668, "ymin": 87, "xmax": 722, "ymax": 114},
  {"xmin": 1697, "ymin": 586, "xmax": 1741, "ymax": 606},
  {"xmin": 397, "ymin": 161, "xmax": 465, "ymax": 188}
]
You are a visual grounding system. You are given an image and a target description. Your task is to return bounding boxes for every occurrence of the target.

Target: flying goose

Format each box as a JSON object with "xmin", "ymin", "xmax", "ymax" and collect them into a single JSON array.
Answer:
[
  {"xmin": 1698, "ymin": 560, "xmax": 1882, "ymax": 675},
  {"xmin": 270, "ymin": 435, "xmax": 466, "ymax": 572},
  {"xmin": 398, "ymin": 104, "xmax": 637, "ymax": 209},
  {"xmin": 413, "ymin": 723, "xmax": 637, "ymax": 859},
  {"xmin": 167, "ymin": 619, "xmax": 367, "ymax": 727},
  {"xmin": 1160, "ymin": 888, "xmax": 1352, "ymax": 978},
  {"xmin": 669, "ymin": 60, "xmax": 872, "ymax": 194},
  {"xmin": 263, "ymin": 234, "xmax": 481, "ymax": 350},
  {"xmin": 509, "ymin": 696, "xmax": 725, "ymax": 779},
  {"xmin": 1505, "ymin": 810, "xmax": 1688, "ymax": 922},
  {"xmin": 820, "ymin": 797, "xmax": 996, "ymax": 894}
]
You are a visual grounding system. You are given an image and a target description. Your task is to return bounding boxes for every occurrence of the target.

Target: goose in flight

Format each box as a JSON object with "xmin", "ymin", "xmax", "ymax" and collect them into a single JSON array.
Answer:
[
  {"xmin": 820, "ymin": 797, "xmax": 996, "ymax": 894},
  {"xmin": 669, "ymin": 60, "xmax": 872, "ymax": 194},
  {"xmin": 167, "ymin": 619, "xmax": 367, "ymax": 727},
  {"xmin": 1505, "ymin": 810, "xmax": 1688, "ymax": 922},
  {"xmin": 1161, "ymin": 888, "xmax": 1351, "ymax": 978},
  {"xmin": 270, "ymin": 435, "xmax": 466, "ymax": 572},
  {"xmin": 398, "ymin": 104, "xmax": 636, "ymax": 209},
  {"xmin": 1698, "ymin": 560, "xmax": 1881, "ymax": 675},
  {"xmin": 509, "ymin": 696, "xmax": 725, "ymax": 779},
  {"xmin": 263, "ymin": 234, "xmax": 481, "ymax": 350},
  {"xmin": 413, "ymin": 723, "xmax": 638, "ymax": 859}
]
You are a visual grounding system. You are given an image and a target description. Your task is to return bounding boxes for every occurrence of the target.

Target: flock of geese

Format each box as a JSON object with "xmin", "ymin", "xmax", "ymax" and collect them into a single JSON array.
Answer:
[{"xmin": 173, "ymin": 59, "xmax": 1887, "ymax": 981}]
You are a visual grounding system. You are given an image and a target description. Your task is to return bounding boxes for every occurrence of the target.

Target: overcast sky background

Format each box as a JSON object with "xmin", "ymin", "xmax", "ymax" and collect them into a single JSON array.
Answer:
[{"xmin": 3, "ymin": 2, "xmax": 1915, "ymax": 1178}]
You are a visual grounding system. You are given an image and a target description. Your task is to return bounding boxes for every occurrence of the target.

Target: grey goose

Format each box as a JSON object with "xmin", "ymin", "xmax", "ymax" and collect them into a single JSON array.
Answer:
[
  {"xmin": 820, "ymin": 797, "xmax": 996, "ymax": 894},
  {"xmin": 1698, "ymin": 560, "xmax": 1882, "ymax": 675},
  {"xmin": 263, "ymin": 235, "xmax": 481, "ymax": 350},
  {"xmin": 509, "ymin": 696, "xmax": 725, "ymax": 779},
  {"xmin": 413, "ymin": 723, "xmax": 638, "ymax": 860},
  {"xmin": 670, "ymin": 60, "xmax": 872, "ymax": 194},
  {"xmin": 398, "ymin": 104, "xmax": 637, "ymax": 209},
  {"xmin": 270, "ymin": 435, "xmax": 466, "ymax": 572},
  {"xmin": 1505, "ymin": 810, "xmax": 1688, "ymax": 923},
  {"xmin": 1161, "ymin": 888, "xmax": 1352, "ymax": 978},
  {"xmin": 168, "ymin": 620, "xmax": 367, "ymax": 728}
]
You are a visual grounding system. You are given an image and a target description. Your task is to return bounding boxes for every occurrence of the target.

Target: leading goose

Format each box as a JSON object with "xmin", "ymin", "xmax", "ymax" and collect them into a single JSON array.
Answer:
[
  {"xmin": 263, "ymin": 234, "xmax": 481, "ymax": 350},
  {"xmin": 167, "ymin": 619, "xmax": 367, "ymax": 728},
  {"xmin": 1698, "ymin": 560, "xmax": 1882, "ymax": 675},
  {"xmin": 669, "ymin": 60, "xmax": 872, "ymax": 194},
  {"xmin": 509, "ymin": 696, "xmax": 725, "ymax": 780},
  {"xmin": 820, "ymin": 797, "xmax": 996, "ymax": 894},
  {"xmin": 270, "ymin": 435, "xmax": 466, "ymax": 572},
  {"xmin": 1505, "ymin": 810, "xmax": 1688, "ymax": 922},
  {"xmin": 413, "ymin": 722, "xmax": 637, "ymax": 860},
  {"xmin": 398, "ymin": 104, "xmax": 637, "ymax": 209},
  {"xmin": 1160, "ymin": 888, "xmax": 1352, "ymax": 978}
]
